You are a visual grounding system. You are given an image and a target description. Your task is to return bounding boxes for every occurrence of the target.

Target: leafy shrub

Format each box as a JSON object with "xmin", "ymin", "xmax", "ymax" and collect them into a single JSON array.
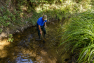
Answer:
[{"xmin": 7, "ymin": 34, "xmax": 14, "ymax": 42}]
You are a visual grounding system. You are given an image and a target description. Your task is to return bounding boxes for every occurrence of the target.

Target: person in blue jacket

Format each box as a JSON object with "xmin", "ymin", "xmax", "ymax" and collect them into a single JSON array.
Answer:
[{"xmin": 37, "ymin": 15, "xmax": 47, "ymax": 40}]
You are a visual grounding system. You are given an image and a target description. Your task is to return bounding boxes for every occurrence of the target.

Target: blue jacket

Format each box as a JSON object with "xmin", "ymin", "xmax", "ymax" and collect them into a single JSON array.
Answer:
[{"xmin": 37, "ymin": 17, "xmax": 47, "ymax": 26}]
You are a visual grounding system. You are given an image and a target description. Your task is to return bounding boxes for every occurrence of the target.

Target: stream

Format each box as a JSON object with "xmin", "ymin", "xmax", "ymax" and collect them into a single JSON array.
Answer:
[{"xmin": 0, "ymin": 21, "xmax": 71, "ymax": 63}]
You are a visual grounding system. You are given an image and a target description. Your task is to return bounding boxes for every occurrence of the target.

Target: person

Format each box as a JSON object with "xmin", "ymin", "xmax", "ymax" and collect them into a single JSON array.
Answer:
[{"xmin": 36, "ymin": 15, "xmax": 47, "ymax": 40}]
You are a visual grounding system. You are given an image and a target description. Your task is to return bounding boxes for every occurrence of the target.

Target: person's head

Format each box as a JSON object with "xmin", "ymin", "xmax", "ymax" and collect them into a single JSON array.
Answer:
[{"xmin": 42, "ymin": 15, "xmax": 47, "ymax": 21}]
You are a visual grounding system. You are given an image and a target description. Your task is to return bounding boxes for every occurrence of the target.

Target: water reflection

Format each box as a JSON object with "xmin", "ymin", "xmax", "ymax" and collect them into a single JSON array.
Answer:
[{"xmin": 16, "ymin": 53, "xmax": 33, "ymax": 63}]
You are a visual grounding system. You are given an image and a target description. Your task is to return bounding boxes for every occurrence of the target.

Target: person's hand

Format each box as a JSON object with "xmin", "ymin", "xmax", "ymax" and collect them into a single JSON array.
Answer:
[
  {"xmin": 45, "ymin": 25, "xmax": 47, "ymax": 28},
  {"xmin": 40, "ymin": 31, "xmax": 42, "ymax": 35}
]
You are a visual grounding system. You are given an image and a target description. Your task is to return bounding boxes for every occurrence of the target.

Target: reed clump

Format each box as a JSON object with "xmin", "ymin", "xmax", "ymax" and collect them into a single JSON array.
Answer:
[{"xmin": 60, "ymin": 10, "xmax": 94, "ymax": 63}]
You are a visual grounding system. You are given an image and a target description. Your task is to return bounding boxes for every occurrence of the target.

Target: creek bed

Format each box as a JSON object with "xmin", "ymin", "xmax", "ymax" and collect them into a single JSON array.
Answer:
[{"xmin": 0, "ymin": 21, "xmax": 72, "ymax": 63}]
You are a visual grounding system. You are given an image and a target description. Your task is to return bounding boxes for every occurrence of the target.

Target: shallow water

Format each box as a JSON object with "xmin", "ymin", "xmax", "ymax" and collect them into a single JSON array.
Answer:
[{"xmin": 0, "ymin": 21, "xmax": 71, "ymax": 63}]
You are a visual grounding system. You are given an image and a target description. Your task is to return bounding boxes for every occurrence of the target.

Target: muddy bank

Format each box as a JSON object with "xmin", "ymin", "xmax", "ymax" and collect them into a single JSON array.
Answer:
[{"xmin": 0, "ymin": 23, "xmax": 32, "ymax": 39}]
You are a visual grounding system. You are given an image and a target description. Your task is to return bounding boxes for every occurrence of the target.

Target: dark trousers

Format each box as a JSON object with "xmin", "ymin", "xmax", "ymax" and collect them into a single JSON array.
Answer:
[{"xmin": 37, "ymin": 24, "xmax": 46, "ymax": 39}]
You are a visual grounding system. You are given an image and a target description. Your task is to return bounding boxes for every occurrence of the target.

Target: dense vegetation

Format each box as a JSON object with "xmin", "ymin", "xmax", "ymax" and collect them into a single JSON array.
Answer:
[
  {"xmin": 0, "ymin": 0, "xmax": 94, "ymax": 62},
  {"xmin": 0, "ymin": 0, "xmax": 92, "ymax": 33}
]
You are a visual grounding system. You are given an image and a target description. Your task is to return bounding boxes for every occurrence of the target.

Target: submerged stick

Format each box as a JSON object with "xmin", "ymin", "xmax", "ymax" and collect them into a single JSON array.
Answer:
[{"xmin": 41, "ymin": 34, "xmax": 46, "ymax": 43}]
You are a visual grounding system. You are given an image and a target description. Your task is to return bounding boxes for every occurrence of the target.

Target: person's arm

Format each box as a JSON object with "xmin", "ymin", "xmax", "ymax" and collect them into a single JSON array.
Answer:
[
  {"xmin": 38, "ymin": 25, "xmax": 42, "ymax": 35},
  {"xmin": 44, "ymin": 22, "xmax": 47, "ymax": 28}
]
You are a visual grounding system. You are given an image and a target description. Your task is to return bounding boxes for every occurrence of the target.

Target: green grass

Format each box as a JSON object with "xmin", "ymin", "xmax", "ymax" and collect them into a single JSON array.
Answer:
[{"xmin": 60, "ymin": 10, "xmax": 94, "ymax": 63}]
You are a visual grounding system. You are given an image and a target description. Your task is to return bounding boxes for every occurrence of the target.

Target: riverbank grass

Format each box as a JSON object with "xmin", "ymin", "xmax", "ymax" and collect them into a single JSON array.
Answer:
[{"xmin": 60, "ymin": 10, "xmax": 94, "ymax": 63}]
